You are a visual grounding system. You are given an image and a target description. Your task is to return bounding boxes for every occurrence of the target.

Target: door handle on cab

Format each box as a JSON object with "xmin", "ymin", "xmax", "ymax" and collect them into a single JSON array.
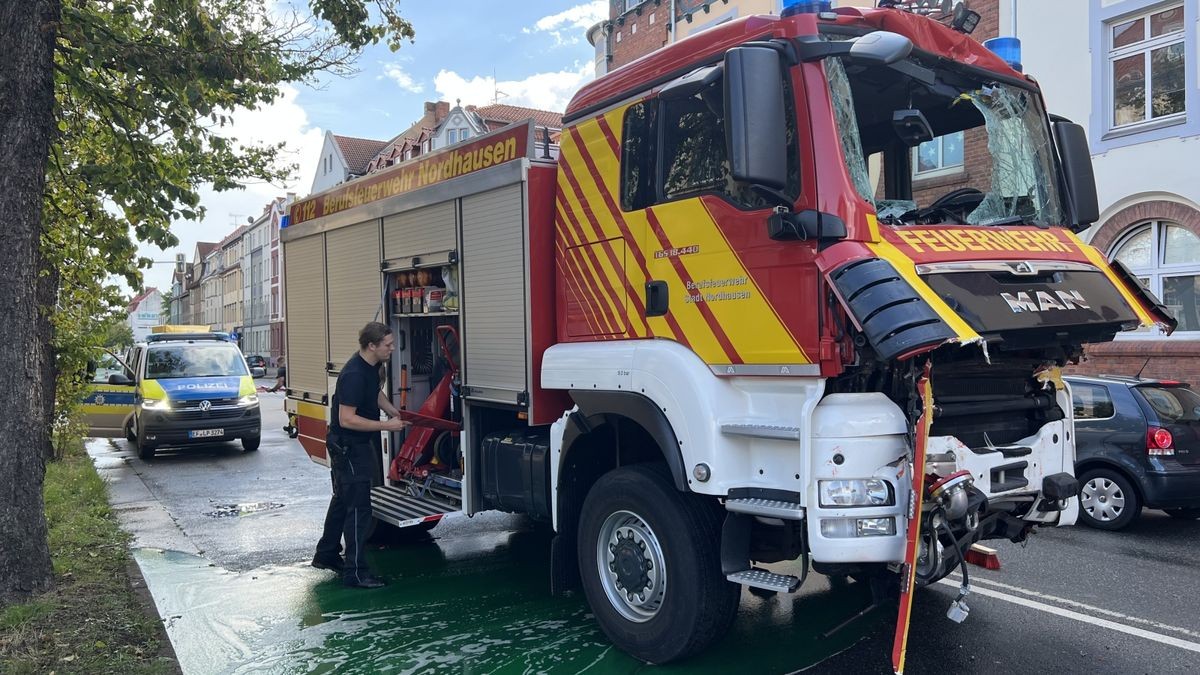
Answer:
[{"xmin": 645, "ymin": 280, "xmax": 668, "ymax": 317}]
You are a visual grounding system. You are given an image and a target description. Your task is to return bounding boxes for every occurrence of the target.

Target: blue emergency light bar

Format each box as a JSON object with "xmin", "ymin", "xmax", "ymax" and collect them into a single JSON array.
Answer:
[
  {"xmin": 984, "ymin": 36, "xmax": 1023, "ymax": 72},
  {"xmin": 781, "ymin": 0, "xmax": 832, "ymax": 17}
]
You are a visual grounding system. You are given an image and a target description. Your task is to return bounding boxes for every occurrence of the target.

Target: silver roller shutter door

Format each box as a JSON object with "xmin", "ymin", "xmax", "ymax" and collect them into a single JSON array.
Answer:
[
  {"xmin": 325, "ymin": 219, "xmax": 382, "ymax": 372},
  {"xmin": 283, "ymin": 235, "xmax": 328, "ymax": 398},
  {"xmin": 383, "ymin": 201, "xmax": 456, "ymax": 261},
  {"xmin": 460, "ymin": 184, "xmax": 527, "ymax": 403}
]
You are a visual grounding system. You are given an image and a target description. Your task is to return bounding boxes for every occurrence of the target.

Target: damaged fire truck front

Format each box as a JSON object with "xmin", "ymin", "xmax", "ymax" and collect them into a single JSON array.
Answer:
[{"xmin": 281, "ymin": 2, "xmax": 1176, "ymax": 669}]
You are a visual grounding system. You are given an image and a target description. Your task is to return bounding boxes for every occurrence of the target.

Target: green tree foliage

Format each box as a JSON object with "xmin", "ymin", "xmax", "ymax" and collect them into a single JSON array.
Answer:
[
  {"xmin": 0, "ymin": 0, "xmax": 413, "ymax": 605},
  {"xmin": 45, "ymin": 0, "xmax": 413, "ymax": 440}
]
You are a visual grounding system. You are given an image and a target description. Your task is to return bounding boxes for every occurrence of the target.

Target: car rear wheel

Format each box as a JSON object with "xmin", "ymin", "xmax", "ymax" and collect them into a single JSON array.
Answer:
[
  {"xmin": 1078, "ymin": 469, "xmax": 1140, "ymax": 531},
  {"xmin": 1164, "ymin": 507, "xmax": 1200, "ymax": 520}
]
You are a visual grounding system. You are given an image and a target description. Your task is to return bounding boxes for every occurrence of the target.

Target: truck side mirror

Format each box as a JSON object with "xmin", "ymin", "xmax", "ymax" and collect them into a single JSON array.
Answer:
[
  {"xmin": 724, "ymin": 46, "xmax": 787, "ymax": 190},
  {"xmin": 1052, "ymin": 119, "xmax": 1100, "ymax": 232}
]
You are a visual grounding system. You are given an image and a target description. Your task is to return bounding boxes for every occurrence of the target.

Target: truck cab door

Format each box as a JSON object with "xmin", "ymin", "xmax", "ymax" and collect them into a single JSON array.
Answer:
[{"xmin": 83, "ymin": 351, "xmax": 136, "ymax": 438}]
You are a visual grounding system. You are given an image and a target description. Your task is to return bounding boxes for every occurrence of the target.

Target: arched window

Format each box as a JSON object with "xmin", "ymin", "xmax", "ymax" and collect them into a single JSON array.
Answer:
[{"xmin": 1110, "ymin": 220, "xmax": 1200, "ymax": 334}]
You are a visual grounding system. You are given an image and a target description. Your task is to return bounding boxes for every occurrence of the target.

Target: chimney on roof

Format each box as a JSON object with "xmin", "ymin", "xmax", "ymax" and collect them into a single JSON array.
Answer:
[
  {"xmin": 435, "ymin": 101, "xmax": 450, "ymax": 120},
  {"xmin": 424, "ymin": 101, "xmax": 436, "ymax": 115}
]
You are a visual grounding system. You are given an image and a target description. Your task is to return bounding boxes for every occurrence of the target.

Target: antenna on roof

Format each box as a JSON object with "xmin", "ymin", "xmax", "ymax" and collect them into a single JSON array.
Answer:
[
  {"xmin": 1133, "ymin": 357, "xmax": 1152, "ymax": 380},
  {"xmin": 492, "ymin": 69, "xmax": 508, "ymax": 105}
]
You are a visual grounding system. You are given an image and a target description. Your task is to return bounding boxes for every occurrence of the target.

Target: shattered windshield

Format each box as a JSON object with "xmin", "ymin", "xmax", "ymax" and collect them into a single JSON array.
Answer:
[{"xmin": 825, "ymin": 47, "xmax": 1065, "ymax": 228}]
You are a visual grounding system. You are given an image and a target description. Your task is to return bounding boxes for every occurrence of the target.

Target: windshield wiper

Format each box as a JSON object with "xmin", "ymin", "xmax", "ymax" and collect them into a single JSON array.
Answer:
[{"xmin": 979, "ymin": 215, "xmax": 1027, "ymax": 227}]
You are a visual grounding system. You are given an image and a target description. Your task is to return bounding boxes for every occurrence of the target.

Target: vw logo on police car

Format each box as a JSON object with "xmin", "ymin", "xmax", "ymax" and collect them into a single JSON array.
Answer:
[{"xmin": 198, "ymin": 400, "xmax": 212, "ymax": 412}]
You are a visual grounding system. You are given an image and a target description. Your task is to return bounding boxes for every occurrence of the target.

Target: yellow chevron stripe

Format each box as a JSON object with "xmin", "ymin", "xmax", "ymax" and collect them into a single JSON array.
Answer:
[
  {"xmin": 1063, "ymin": 231, "xmax": 1157, "ymax": 327},
  {"xmin": 556, "ymin": 196, "xmax": 642, "ymax": 336},
  {"xmin": 651, "ymin": 199, "xmax": 810, "ymax": 363},
  {"xmin": 867, "ymin": 239, "xmax": 981, "ymax": 344},
  {"xmin": 579, "ymin": 108, "xmax": 809, "ymax": 364},
  {"xmin": 554, "ymin": 223, "xmax": 616, "ymax": 335},
  {"xmin": 567, "ymin": 118, "xmax": 720, "ymax": 352},
  {"xmin": 558, "ymin": 130, "xmax": 653, "ymax": 338}
]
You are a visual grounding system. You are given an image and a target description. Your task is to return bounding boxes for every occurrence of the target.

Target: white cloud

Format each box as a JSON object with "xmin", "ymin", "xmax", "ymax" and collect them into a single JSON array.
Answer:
[
  {"xmin": 434, "ymin": 62, "xmax": 595, "ymax": 114},
  {"xmin": 530, "ymin": 1, "xmax": 607, "ymax": 33},
  {"xmin": 526, "ymin": 1, "xmax": 606, "ymax": 47},
  {"xmin": 381, "ymin": 63, "xmax": 424, "ymax": 93},
  {"xmin": 132, "ymin": 84, "xmax": 325, "ymax": 295}
]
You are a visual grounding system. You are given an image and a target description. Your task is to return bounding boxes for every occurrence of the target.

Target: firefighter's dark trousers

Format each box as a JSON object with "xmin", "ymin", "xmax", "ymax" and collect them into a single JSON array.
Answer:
[{"xmin": 316, "ymin": 433, "xmax": 376, "ymax": 584}]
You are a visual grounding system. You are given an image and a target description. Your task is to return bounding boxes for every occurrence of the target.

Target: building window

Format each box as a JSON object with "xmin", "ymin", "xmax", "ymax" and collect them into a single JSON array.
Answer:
[
  {"xmin": 1110, "ymin": 220, "xmax": 1200, "ymax": 334},
  {"xmin": 1108, "ymin": 4, "xmax": 1185, "ymax": 130},
  {"xmin": 624, "ymin": 0, "xmax": 646, "ymax": 12},
  {"xmin": 460, "ymin": 128, "xmax": 470, "ymax": 140},
  {"xmin": 913, "ymin": 131, "xmax": 964, "ymax": 178},
  {"xmin": 448, "ymin": 129, "xmax": 457, "ymax": 144}
]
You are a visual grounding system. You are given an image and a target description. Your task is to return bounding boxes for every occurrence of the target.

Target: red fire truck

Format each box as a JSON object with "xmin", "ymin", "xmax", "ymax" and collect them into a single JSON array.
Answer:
[{"xmin": 281, "ymin": 4, "xmax": 1175, "ymax": 666}]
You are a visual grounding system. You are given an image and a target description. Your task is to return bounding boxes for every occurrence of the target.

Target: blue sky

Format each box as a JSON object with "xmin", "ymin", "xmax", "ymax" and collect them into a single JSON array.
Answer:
[{"xmin": 137, "ymin": 1, "xmax": 604, "ymax": 296}]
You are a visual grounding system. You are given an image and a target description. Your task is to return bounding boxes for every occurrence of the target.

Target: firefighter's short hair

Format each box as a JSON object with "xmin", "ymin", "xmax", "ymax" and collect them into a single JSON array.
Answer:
[{"xmin": 358, "ymin": 322, "xmax": 393, "ymax": 349}]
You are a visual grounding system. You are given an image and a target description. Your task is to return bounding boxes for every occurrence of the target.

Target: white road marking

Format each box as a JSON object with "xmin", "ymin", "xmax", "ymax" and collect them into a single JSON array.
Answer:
[
  {"xmin": 936, "ymin": 579, "xmax": 1200, "ymax": 654},
  {"xmin": 946, "ymin": 573, "xmax": 1200, "ymax": 640}
]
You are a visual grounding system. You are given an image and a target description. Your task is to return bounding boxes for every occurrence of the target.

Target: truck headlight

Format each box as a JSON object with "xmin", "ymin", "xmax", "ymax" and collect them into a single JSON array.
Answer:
[
  {"xmin": 238, "ymin": 394, "xmax": 259, "ymax": 407},
  {"xmin": 819, "ymin": 479, "xmax": 893, "ymax": 508},
  {"xmin": 140, "ymin": 398, "xmax": 170, "ymax": 410}
]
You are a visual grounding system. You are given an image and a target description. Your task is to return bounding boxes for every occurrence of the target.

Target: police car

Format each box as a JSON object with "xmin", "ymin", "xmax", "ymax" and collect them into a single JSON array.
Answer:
[{"xmin": 83, "ymin": 333, "xmax": 261, "ymax": 459}]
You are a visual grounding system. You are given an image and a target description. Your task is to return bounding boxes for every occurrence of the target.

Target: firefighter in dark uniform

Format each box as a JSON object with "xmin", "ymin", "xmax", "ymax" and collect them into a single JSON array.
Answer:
[{"xmin": 312, "ymin": 322, "xmax": 407, "ymax": 588}]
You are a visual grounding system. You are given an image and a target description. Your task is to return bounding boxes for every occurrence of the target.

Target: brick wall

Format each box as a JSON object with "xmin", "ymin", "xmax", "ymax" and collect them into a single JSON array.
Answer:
[
  {"xmin": 1067, "ymin": 340, "xmax": 1200, "ymax": 385},
  {"xmin": 609, "ymin": 0, "xmax": 671, "ymax": 70},
  {"xmin": 910, "ymin": 0, "xmax": 999, "ymax": 207}
]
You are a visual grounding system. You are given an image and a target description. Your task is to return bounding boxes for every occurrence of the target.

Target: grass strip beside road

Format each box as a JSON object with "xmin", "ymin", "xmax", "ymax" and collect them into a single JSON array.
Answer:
[{"xmin": 0, "ymin": 440, "xmax": 177, "ymax": 674}]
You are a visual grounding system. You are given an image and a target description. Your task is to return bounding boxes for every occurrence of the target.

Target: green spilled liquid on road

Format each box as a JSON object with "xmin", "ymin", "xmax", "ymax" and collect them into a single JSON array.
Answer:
[{"xmin": 134, "ymin": 527, "xmax": 885, "ymax": 674}]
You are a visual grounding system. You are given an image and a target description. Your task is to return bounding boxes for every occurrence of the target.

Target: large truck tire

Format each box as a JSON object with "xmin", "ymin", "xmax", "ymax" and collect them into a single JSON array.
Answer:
[{"xmin": 577, "ymin": 463, "xmax": 739, "ymax": 664}]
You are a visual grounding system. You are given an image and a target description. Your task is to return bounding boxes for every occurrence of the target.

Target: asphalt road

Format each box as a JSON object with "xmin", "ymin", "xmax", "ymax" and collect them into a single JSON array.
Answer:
[{"xmin": 91, "ymin": 388, "xmax": 1200, "ymax": 674}]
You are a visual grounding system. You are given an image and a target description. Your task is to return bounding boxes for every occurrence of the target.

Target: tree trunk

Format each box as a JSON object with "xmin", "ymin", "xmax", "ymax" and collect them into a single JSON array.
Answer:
[{"xmin": 0, "ymin": 0, "xmax": 61, "ymax": 605}]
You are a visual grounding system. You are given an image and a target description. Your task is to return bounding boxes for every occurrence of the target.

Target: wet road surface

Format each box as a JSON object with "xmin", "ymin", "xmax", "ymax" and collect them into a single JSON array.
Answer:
[{"xmin": 91, "ymin": 389, "xmax": 1200, "ymax": 674}]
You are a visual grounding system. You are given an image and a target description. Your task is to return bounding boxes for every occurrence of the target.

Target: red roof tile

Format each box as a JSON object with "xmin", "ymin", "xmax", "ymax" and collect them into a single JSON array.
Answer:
[
  {"xmin": 473, "ymin": 104, "xmax": 562, "ymax": 131},
  {"xmin": 333, "ymin": 134, "xmax": 390, "ymax": 174},
  {"xmin": 126, "ymin": 287, "xmax": 159, "ymax": 313}
]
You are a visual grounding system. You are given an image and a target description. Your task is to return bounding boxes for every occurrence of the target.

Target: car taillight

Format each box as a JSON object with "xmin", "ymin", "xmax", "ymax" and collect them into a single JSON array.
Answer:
[{"xmin": 1147, "ymin": 426, "xmax": 1175, "ymax": 456}]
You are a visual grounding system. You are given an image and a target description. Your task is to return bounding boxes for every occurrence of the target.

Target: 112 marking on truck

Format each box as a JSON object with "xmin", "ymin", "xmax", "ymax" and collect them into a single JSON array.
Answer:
[{"xmin": 280, "ymin": 2, "xmax": 1175, "ymax": 668}]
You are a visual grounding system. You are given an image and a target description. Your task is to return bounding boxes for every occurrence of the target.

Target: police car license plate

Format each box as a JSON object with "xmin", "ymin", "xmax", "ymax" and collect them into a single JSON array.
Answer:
[{"xmin": 189, "ymin": 429, "xmax": 224, "ymax": 439}]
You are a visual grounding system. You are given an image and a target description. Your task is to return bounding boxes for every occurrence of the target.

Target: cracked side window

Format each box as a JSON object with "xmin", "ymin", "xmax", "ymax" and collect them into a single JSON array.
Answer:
[{"xmin": 826, "ymin": 57, "xmax": 875, "ymax": 207}]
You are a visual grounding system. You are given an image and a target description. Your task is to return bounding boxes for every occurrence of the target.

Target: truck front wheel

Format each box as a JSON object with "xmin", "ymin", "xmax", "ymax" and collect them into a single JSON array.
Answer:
[{"xmin": 577, "ymin": 464, "xmax": 738, "ymax": 664}]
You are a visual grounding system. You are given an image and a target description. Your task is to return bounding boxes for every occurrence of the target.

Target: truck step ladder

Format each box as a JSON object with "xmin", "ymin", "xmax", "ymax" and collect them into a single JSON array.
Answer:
[
  {"xmin": 719, "ymin": 422, "xmax": 802, "ymax": 441},
  {"xmin": 726, "ymin": 497, "xmax": 805, "ymax": 520},
  {"xmin": 726, "ymin": 567, "xmax": 802, "ymax": 593},
  {"xmin": 371, "ymin": 482, "xmax": 459, "ymax": 528}
]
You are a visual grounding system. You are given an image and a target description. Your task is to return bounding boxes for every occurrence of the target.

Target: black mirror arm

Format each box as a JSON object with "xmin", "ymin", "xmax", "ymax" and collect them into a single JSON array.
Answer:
[
  {"xmin": 751, "ymin": 185, "xmax": 794, "ymax": 209},
  {"xmin": 794, "ymin": 36, "xmax": 851, "ymax": 63}
]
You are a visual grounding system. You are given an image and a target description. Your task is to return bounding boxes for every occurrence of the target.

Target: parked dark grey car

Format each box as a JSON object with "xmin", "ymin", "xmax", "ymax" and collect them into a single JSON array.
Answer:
[{"xmin": 1065, "ymin": 374, "xmax": 1200, "ymax": 530}]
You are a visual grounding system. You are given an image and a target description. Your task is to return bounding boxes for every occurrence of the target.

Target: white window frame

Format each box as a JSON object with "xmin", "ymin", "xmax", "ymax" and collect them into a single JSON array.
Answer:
[
  {"xmin": 1109, "ymin": 219, "xmax": 1200, "ymax": 338},
  {"xmin": 1105, "ymin": 3, "xmax": 1186, "ymax": 134},
  {"xmin": 460, "ymin": 128, "xmax": 470, "ymax": 140},
  {"xmin": 624, "ymin": 0, "xmax": 647, "ymax": 12},
  {"xmin": 448, "ymin": 129, "xmax": 457, "ymax": 144},
  {"xmin": 912, "ymin": 131, "xmax": 965, "ymax": 179}
]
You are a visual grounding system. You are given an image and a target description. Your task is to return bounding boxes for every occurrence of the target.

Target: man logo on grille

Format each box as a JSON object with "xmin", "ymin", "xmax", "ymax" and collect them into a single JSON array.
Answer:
[{"xmin": 199, "ymin": 400, "xmax": 212, "ymax": 412}]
